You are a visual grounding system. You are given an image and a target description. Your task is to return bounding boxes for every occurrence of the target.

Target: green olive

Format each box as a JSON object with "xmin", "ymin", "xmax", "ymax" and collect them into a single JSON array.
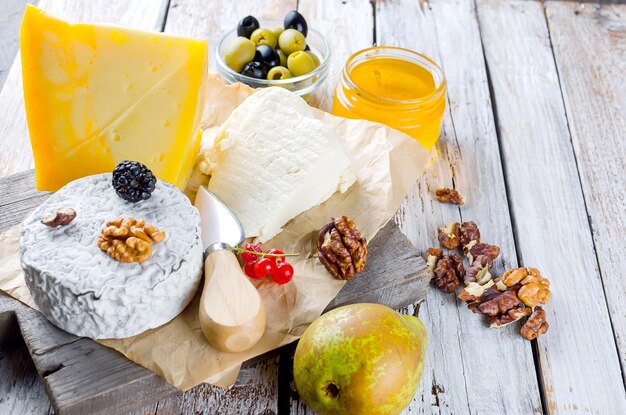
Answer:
[
  {"xmin": 271, "ymin": 26, "xmax": 284, "ymax": 39},
  {"xmin": 306, "ymin": 51, "xmax": 320, "ymax": 68},
  {"xmin": 267, "ymin": 66, "xmax": 293, "ymax": 80},
  {"xmin": 278, "ymin": 28, "xmax": 306, "ymax": 55},
  {"xmin": 250, "ymin": 28, "xmax": 277, "ymax": 48},
  {"xmin": 223, "ymin": 36, "xmax": 256, "ymax": 72},
  {"xmin": 287, "ymin": 51, "xmax": 316, "ymax": 76},
  {"xmin": 277, "ymin": 49, "xmax": 288, "ymax": 67}
]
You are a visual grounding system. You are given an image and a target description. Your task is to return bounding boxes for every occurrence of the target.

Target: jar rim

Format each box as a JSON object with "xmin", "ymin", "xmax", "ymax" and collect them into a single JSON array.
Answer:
[{"xmin": 341, "ymin": 46, "xmax": 446, "ymax": 106}]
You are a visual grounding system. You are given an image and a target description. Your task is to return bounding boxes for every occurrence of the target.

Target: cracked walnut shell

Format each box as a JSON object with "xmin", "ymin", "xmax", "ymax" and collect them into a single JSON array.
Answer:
[
  {"xmin": 98, "ymin": 217, "xmax": 166, "ymax": 263},
  {"xmin": 317, "ymin": 216, "xmax": 367, "ymax": 280}
]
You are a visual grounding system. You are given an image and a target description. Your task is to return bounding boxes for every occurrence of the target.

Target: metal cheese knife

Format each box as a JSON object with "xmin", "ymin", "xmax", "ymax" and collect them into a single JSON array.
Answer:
[{"xmin": 194, "ymin": 186, "xmax": 266, "ymax": 353}]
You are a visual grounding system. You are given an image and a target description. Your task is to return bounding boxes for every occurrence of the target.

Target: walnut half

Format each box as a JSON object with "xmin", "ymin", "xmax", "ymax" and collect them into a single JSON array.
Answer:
[
  {"xmin": 98, "ymin": 217, "xmax": 166, "ymax": 263},
  {"xmin": 433, "ymin": 253, "xmax": 464, "ymax": 293},
  {"xmin": 317, "ymin": 216, "xmax": 368, "ymax": 280}
]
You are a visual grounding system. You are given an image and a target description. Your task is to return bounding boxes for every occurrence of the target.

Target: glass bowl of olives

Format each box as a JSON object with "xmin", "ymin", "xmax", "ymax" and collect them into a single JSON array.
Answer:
[{"xmin": 216, "ymin": 12, "xmax": 330, "ymax": 100}]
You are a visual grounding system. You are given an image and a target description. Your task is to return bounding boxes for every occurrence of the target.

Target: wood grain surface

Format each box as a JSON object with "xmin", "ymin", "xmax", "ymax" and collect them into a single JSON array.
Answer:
[
  {"xmin": 1, "ymin": 0, "xmax": 625, "ymax": 414},
  {"xmin": 298, "ymin": 0, "xmax": 374, "ymax": 111},
  {"xmin": 477, "ymin": 1, "xmax": 626, "ymax": 413},
  {"xmin": 377, "ymin": 0, "xmax": 542, "ymax": 413},
  {"xmin": 0, "ymin": 0, "xmax": 34, "ymax": 87},
  {"xmin": 546, "ymin": 0, "xmax": 626, "ymax": 380}
]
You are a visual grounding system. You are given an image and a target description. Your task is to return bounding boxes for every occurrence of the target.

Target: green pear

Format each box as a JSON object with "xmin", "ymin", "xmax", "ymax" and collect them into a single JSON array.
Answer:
[{"xmin": 293, "ymin": 303, "xmax": 427, "ymax": 415}]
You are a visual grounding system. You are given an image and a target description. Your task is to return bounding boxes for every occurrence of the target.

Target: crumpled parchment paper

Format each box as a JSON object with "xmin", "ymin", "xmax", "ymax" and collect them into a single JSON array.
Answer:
[{"xmin": 0, "ymin": 75, "xmax": 432, "ymax": 390}]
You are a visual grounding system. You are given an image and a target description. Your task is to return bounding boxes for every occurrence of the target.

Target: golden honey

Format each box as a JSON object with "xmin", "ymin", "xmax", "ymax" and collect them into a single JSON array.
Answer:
[{"xmin": 333, "ymin": 47, "xmax": 446, "ymax": 149}]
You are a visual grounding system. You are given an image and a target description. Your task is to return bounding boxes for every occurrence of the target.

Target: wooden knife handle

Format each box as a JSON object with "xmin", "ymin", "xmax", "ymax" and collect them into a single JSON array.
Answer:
[{"xmin": 198, "ymin": 249, "xmax": 266, "ymax": 353}]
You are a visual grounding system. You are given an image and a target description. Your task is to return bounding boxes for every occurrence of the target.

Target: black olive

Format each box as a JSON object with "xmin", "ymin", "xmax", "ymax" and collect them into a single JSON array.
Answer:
[
  {"xmin": 241, "ymin": 61, "xmax": 268, "ymax": 80},
  {"xmin": 252, "ymin": 45, "xmax": 280, "ymax": 69},
  {"xmin": 284, "ymin": 10, "xmax": 308, "ymax": 37},
  {"xmin": 237, "ymin": 15, "xmax": 259, "ymax": 39}
]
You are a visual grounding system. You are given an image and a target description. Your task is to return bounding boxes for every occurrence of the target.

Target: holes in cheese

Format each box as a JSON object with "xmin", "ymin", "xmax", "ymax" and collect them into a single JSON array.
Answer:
[{"xmin": 20, "ymin": 5, "xmax": 207, "ymax": 191}]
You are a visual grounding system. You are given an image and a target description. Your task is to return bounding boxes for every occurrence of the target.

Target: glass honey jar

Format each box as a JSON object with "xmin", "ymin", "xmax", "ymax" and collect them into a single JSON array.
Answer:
[{"xmin": 332, "ymin": 46, "xmax": 446, "ymax": 149}]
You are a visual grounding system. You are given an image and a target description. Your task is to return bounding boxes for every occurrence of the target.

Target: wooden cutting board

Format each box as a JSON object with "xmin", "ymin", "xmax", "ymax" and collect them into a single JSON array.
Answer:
[{"xmin": 0, "ymin": 170, "xmax": 431, "ymax": 415}]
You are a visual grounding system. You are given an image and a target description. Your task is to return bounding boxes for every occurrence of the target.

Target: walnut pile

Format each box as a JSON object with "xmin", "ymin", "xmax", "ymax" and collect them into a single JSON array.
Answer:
[
  {"xmin": 427, "ymin": 220, "xmax": 552, "ymax": 341},
  {"xmin": 98, "ymin": 217, "xmax": 166, "ymax": 263},
  {"xmin": 317, "ymin": 216, "xmax": 367, "ymax": 281},
  {"xmin": 435, "ymin": 188, "xmax": 464, "ymax": 205}
]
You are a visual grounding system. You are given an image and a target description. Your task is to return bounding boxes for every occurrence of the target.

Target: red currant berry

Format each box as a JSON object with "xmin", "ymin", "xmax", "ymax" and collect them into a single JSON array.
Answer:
[
  {"xmin": 242, "ymin": 243, "xmax": 262, "ymax": 263},
  {"xmin": 244, "ymin": 260, "xmax": 258, "ymax": 279},
  {"xmin": 254, "ymin": 258, "xmax": 277, "ymax": 279},
  {"xmin": 273, "ymin": 263, "xmax": 294, "ymax": 284},
  {"xmin": 266, "ymin": 248, "xmax": 285, "ymax": 264}
]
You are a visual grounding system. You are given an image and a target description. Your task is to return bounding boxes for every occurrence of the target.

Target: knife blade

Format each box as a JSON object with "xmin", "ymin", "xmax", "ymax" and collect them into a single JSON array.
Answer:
[{"xmin": 194, "ymin": 186, "xmax": 245, "ymax": 251}]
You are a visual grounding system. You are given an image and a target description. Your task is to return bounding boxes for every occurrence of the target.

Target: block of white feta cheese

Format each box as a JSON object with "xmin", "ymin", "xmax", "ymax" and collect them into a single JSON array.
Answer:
[
  {"xmin": 20, "ymin": 174, "xmax": 203, "ymax": 339},
  {"xmin": 207, "ymin": 87, "xmax": 356, "ymax": 242}
]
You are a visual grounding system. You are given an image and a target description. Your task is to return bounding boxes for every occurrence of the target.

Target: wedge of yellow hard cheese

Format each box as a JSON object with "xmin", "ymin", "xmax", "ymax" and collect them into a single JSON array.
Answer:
[{"xmin": 20, "ymin": 5, "xmax": 207, "ymax": 191}]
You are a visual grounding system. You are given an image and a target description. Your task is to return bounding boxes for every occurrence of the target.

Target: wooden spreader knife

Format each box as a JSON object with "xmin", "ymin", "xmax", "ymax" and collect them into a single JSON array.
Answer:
[{"xmin": 194, "ymin": 186, "xmax": 266, "ymax": 353}]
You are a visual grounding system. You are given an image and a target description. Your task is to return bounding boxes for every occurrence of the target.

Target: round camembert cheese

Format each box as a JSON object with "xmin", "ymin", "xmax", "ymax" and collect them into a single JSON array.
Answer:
[{"xmin": 20, "ymin": 174, "xmax": 203, "ymax": 339}]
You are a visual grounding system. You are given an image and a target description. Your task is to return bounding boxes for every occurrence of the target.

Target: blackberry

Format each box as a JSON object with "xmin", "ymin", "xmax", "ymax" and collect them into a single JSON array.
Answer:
[{"xmin": 112, "ymin": 161, "xmax": 157, "ymax": 203}]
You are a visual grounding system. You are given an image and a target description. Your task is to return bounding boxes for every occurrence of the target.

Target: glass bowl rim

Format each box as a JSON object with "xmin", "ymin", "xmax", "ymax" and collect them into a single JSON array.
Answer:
[
  {"xmin": 215, "ymin": 26, "xmax": 331, "ymax": 86},
  {"xmin": 341, "ymin": 46, "xmax": 447, "ymax": 106}
]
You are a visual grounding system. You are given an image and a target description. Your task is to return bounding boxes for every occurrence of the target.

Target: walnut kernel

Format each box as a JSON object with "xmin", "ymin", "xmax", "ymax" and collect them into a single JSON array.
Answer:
[
  {"xmin": 433, "ymin": 255, "xmax": 461, "ymax": 293},
  {"xmin": 458, "ymin": 280, "xmax": 494, "ymax": 304},
  {"xmin": 489, "ymin": 306, "xmax": 532, "ymax": 328},
  {"xmin": 41, "ymin": 208, "xmax": 77, "ymax": 227},
  {"xmin": 98, "ymin": 217, "xmax": 165, "ymax": 263},
  {"xmin": 438, "ymin": 222, "xmax": 461, "ymax": 250},
  {"xmin": 435, "ymin": 188, "xmax": 464, "ymax": 205},
  {"xmin": 476, "ymin": 287, "xmax": 520, "ymax": 317},
  {"xmin": 520, "ymin": 306, "xmax": 549, "ymax": 340},
  {"xmin": 426, "ymin": 247, "xmax": 444, "ymax": 274},
  {"xmin": 502, "ymin": 267, "xmax": 551, "ymax": 307},
  {"xmin": 464, "ymin": 255, "xmax": 493, "ymax": 285},
  {"xmin": 460, "ymin": 221, "xmax": 480, "ymax": 245},
  {"xmin": 467, "ymin": 242, "xmax": 500, "ymax": 264},
  {"xmin": 317, "ymin": 216, "xmax": 367, "ymax": 280}
]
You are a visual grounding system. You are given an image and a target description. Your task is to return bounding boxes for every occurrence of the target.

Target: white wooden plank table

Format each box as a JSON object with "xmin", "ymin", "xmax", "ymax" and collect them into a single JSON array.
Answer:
[{"xmin": 1, "ymin": 0, "xmax": 625, "ymax": 414}]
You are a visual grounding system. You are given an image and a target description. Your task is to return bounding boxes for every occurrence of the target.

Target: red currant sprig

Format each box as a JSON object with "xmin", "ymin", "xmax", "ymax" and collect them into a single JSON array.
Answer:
[{"xmin": 234, "ymin": 243, "xmax": 297, "ymax": 284}]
